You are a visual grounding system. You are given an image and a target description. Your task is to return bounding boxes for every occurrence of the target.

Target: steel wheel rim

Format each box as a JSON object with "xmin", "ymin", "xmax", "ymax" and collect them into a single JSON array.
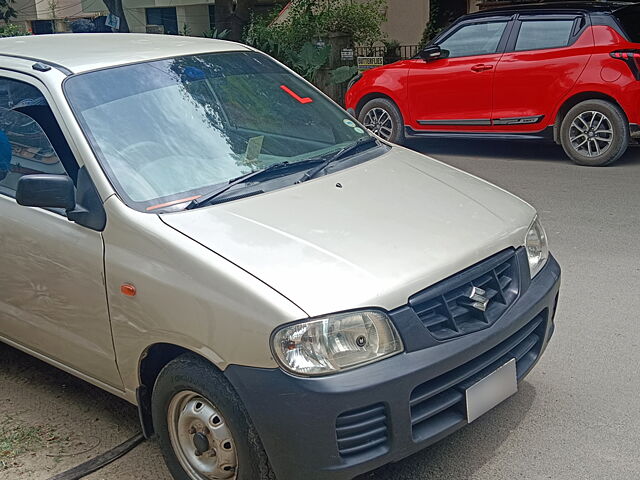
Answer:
[
  {"xmin": 167, "ymin": 391, "xmax": 238, "ymax": 480},
  {"xmin": 363, "ymin": 107, "xmax": 394, "ymax": 140},
  {"xmin": 569, "ymin": 111, "xmax": 614, "ymax": 157}
]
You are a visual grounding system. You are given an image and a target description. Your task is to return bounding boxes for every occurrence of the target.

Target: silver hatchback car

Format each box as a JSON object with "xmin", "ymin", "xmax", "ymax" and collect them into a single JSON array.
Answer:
[{"xmin": 0, "ymin": 34, "xmax": 560, "ymax": 480}]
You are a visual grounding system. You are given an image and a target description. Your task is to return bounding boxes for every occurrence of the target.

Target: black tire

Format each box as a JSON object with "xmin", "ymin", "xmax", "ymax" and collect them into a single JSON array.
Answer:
[
  {"xmin": 358, "ymin": 97, "xmax": 406, "ymax": 144},
  {"xmin": 152, "ymin": 353, "xmax": 275, "ymax": 480},
  {"xmin": 560, "ymin": 99, "xmax": 629, "ymax": 166}
]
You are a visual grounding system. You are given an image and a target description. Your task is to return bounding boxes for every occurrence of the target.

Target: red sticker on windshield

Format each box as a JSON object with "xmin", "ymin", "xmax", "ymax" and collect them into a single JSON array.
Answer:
[{"xmin": 280, "ymin": 85, "xmax": 313, "ymax": 104}]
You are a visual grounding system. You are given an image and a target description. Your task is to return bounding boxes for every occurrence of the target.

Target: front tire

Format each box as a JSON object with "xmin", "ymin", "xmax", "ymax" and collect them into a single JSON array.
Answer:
[
  {"xmin": 152, "ymin": 353, "xmax": 275, "ymax": 480},
  {"xmin": 560, "ymin": 99, "xmax": 629, "ymax": 166},
  {"xmin": 358, "ymin": 97, "xmax": 406, "ymax": 144}
]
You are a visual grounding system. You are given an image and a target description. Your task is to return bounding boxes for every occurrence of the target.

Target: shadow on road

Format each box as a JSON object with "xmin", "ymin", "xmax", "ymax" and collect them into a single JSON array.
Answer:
[
  {"xmin": 405, "ymin": 138, "xmax": 640, "ymax": 166},
  {"xmin": 406, "ymin": 138, "xmax": 566, "ymax": 162},
  {"xmin": 0, "ymin": 342, "xmax": 137, "ymax": 430}
]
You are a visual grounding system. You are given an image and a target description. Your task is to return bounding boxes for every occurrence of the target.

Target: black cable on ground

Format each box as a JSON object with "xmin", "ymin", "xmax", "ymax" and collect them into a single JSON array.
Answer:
[{"xmin": 46, "ymin": 433, "xmax": 146, "ymax": 480}]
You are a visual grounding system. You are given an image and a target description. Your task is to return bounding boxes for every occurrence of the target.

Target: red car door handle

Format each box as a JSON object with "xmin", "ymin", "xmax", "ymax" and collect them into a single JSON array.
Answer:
[{"xmin": 471, "ymin": 64, "xmax": 493, "ymax": 72}]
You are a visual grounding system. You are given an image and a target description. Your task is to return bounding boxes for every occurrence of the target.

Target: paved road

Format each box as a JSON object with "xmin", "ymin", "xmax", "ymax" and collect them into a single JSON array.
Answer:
[{"xmin": 1, "ymin": 138, "xmax": 639, "ymax": 480}]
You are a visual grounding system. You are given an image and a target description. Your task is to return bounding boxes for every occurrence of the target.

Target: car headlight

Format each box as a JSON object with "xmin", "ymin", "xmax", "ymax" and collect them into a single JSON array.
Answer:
[
  {"xmin": 272, "ymin": 310, "xmax": 403, "ymax": 376},
  {"xmin": 525, "ymin": 217, "xmax": 549, "ymax": 278}
]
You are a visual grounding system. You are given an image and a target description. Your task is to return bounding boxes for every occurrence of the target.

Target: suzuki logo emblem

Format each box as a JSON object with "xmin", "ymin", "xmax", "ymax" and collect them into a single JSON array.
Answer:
[{"xmin": 467, "ymin": 286, "xmax": 489, "ymax": 312}]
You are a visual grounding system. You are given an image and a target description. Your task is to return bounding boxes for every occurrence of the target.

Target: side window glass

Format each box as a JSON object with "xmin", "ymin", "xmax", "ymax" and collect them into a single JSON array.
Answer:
[
  {"xmin": 515, "ymin": 19, "xmax": 576, "ymax": 52},
  {"xmin": 439, "ymin": 21, "xmax": 508, "ymax": 59},
  {"xmin": 0, "ymin": 108, "xmax": 67, "ymax": 196},
  {"xmin": 0, "ymin": 78, "xmax": 74, "ymax": 198},
  {"xmin": 614, "ymin": 7, "xmax": 640, "ymax": 43}
]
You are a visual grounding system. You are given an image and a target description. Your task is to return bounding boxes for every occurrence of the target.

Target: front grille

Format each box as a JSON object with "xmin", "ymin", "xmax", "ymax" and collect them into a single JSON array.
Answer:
[
  {"xmin": 410, "ymin": 249, "xmax": 520, "ymax": 340},
  {"xmin": 409, "ymin": 313, "xmax": 546, "ymax": 442},
  {"xmin": 335, "ymin": 403, "xmax": 389, "ymax": 457}
]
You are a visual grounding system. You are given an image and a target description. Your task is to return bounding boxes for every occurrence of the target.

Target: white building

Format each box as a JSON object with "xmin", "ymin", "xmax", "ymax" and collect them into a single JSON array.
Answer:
[{"xmin": 11, "ymin": 0, "xmax": 94, "ymax": 33}]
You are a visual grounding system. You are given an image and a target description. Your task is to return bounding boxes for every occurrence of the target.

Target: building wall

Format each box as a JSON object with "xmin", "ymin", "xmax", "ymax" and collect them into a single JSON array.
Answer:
[
  {"xmin": 374, "ymin": 0, "xmax": 477, "ymax": 46},
  {"xmin": 12, "ymin": 0, "xmax": 38, "ymax": 22},
  {"xmin": 382, "ymin": 0, "xmax": 430, "ymax": 45},
  {"xmin": 81, "ymin": 0, "xmax": 109, "ymax": 16},
  {"xmin": 82, "ymin": 0, "xmax": 214, "ymax": 33},
  {"xmin": 52, "ymin": 0, "xmax": 87, "ymax": 19},
  {"xmin": 180, "ymin": 4, "xmax": 211, "ymax": 36},
  {"xmin": 12, "ymin": 0, "xmax": 91, "ymax": 32}
]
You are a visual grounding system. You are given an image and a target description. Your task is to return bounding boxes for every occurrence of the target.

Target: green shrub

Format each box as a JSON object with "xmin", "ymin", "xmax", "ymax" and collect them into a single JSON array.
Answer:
[
  {"xmin": 321, "ymin": 0, "xmax": 387, "ymax": 45},
  {"xmin": 203, "ymin": 28, "xmax": 230, "ymax": 39},
  {"xmin": 419, "ymin": 0, "xmax": 458, "ymax": 49},
  {"xmin": 245, "ymin": 0, "xmax": 388, "ymax": 80},
  {"xmin": 0, "ymin": 23, "xmax": 29, "ymax": 37}
]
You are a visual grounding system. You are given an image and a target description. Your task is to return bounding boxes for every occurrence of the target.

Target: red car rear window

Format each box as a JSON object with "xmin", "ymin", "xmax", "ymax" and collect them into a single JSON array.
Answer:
[{"xmin": 615, "ymin": 6, "xmax": 640, "ymax": 43}]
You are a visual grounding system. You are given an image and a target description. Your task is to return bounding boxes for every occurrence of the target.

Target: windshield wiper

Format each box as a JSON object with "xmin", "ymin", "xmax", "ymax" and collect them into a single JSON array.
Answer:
[
  {"xmin": 297, "ymin": 136, "xmax": 378, "ymax": 184},
  {"xmin": 186, "ymin": 138, "xmax": 378, "ymax": 209},
  {"xmin": 187, "ymin": 162, "xmax": 293, "ymax": 209},
  {"xmin": 186, "ymin": 158, "xmax": 325, "ymax": 209}
]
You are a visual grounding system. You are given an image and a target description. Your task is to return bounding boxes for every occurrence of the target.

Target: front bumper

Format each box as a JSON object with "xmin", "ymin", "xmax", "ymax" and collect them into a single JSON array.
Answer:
[{"xmin": 225, "ymin": 255, "xmax": 561, "ymax": 480}]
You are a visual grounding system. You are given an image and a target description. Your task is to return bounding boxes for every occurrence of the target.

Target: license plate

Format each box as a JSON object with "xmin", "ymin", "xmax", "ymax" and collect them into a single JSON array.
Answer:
[{"xmin": 466, "ymin": 358, "xmax": 517, "ymax": 423}]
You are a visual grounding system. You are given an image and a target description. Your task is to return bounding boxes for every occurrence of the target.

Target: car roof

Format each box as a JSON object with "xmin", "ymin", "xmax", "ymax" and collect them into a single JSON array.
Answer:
[
  {"xmin": 472, "ymin": 1, "xmax": 638, "ymax": 16},
  {"xmin": 0, "ymin": 33, "xmax": 251, "ymax": 75}
]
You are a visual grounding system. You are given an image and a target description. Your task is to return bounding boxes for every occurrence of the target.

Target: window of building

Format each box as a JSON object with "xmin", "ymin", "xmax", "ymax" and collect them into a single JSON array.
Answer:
[
  {"xmin": 209, "ymin": 5, "xmax": 216, "ymax": 31},
  {"xmin": 31, "ymin": 20, "xmax": 54, "ymax": 35},
  {"xmin": 145, "ymin": 7, "xmax": 178, "ymax": 35},
  {"xmin": 515, "ymin": 19, "xmax": 576, "ymax": 52},
  {"xmin": 0, "ymin": 78, "xmax": 76, "ymax": 197}
]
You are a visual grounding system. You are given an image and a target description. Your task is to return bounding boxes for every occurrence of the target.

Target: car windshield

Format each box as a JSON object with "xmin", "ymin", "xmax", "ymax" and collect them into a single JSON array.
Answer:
[{"xmin": 64, "ymin": 51, "xmax": 372, "ymax": 211}]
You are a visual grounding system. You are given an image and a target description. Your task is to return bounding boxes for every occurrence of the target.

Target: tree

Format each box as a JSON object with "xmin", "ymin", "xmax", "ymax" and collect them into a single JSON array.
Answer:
[
  {"xmin": 71, "ymin": 18, "xmax": 95, "ymax": 33},
  {"xmin": 102, "ymin": 0, "xmax": 130, "ymax": 33},
  {"xmin": 215, "ymin": 0, "xmax": 257, "ymax": 41},
  {"xmin": 0, "ymin": 0, "xmax": 16, "ymax": 22}
]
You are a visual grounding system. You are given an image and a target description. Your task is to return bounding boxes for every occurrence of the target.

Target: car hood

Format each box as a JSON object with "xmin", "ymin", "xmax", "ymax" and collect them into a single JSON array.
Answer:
[{"xmin": 160, "ymin": 146, "xmax": 536, "ymax": 317}]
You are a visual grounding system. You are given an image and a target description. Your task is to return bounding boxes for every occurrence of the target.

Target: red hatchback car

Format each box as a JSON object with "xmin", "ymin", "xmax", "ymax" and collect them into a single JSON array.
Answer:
[{"xmin": 345, "ymin": 2, "xmax": 640, "ymax": 166}]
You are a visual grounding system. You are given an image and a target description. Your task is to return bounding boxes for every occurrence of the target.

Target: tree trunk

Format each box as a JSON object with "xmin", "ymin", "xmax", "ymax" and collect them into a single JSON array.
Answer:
[
  {"xmin": 102, "ymin": 0, "xmax": 130, "ymax": 33},
  {"xmin": 215, "ymin": 0, "xmax": 256, "ymax": 41},
  {"xmin": 234, "ymin": 0, "xmax": 256, "ymax": 32},
  {"xmin": 215, "ymin": 0, "xmax": 233, "ymax": 37}
]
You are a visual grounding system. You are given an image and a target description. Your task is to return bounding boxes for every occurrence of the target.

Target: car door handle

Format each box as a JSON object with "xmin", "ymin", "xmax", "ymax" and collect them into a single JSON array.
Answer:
[{"xmin": 471, "ymin": 64, "xmax": 494, "ymax": 72}]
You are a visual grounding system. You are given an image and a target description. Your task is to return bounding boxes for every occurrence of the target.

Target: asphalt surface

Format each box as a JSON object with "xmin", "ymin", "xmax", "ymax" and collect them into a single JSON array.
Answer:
[{"xmin": 1, "ymin": 138, "xmax": 639, "ymax": 480}]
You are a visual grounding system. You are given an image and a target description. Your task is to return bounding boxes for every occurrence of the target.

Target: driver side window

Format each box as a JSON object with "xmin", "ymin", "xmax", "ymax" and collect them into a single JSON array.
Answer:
[
  {"xmin": 439, "ymin": 21, "xmax": 509, "ymax": 59},
  {"xmin": 0, "ymin": 78, "xmax": 76, "ymax": 198}
]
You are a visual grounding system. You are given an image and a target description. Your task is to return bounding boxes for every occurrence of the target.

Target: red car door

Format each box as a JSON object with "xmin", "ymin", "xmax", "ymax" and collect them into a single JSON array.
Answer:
[
  {"xmin": 492, "ymin": 15, "xmax": 594, "ymax": 130},
  {"xmin": 407, "ymin": 17, "xmax": 512, "ymax": 131}
]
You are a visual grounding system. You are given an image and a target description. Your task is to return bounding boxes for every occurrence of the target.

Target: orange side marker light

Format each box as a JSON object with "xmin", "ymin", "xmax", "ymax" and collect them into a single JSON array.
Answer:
[{"xmin": 121, "ymin": 283, "xmax": 137, "ymax": 297}]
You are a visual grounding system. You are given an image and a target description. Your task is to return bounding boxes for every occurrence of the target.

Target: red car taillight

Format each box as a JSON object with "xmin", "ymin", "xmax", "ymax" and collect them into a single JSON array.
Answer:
[{"xmin": 610, "ymin": 50, "xmax": 640, "ymax": 80}]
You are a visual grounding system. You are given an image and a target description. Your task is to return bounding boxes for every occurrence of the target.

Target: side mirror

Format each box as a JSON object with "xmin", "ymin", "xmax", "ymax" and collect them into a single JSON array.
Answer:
[
  {"xmin": 420, "ymin": 45, "xmax": 447, "ymax": 62},
  {"xmin": 16, "ymin": 174, "xmax": 75, "ymax": 210}
]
